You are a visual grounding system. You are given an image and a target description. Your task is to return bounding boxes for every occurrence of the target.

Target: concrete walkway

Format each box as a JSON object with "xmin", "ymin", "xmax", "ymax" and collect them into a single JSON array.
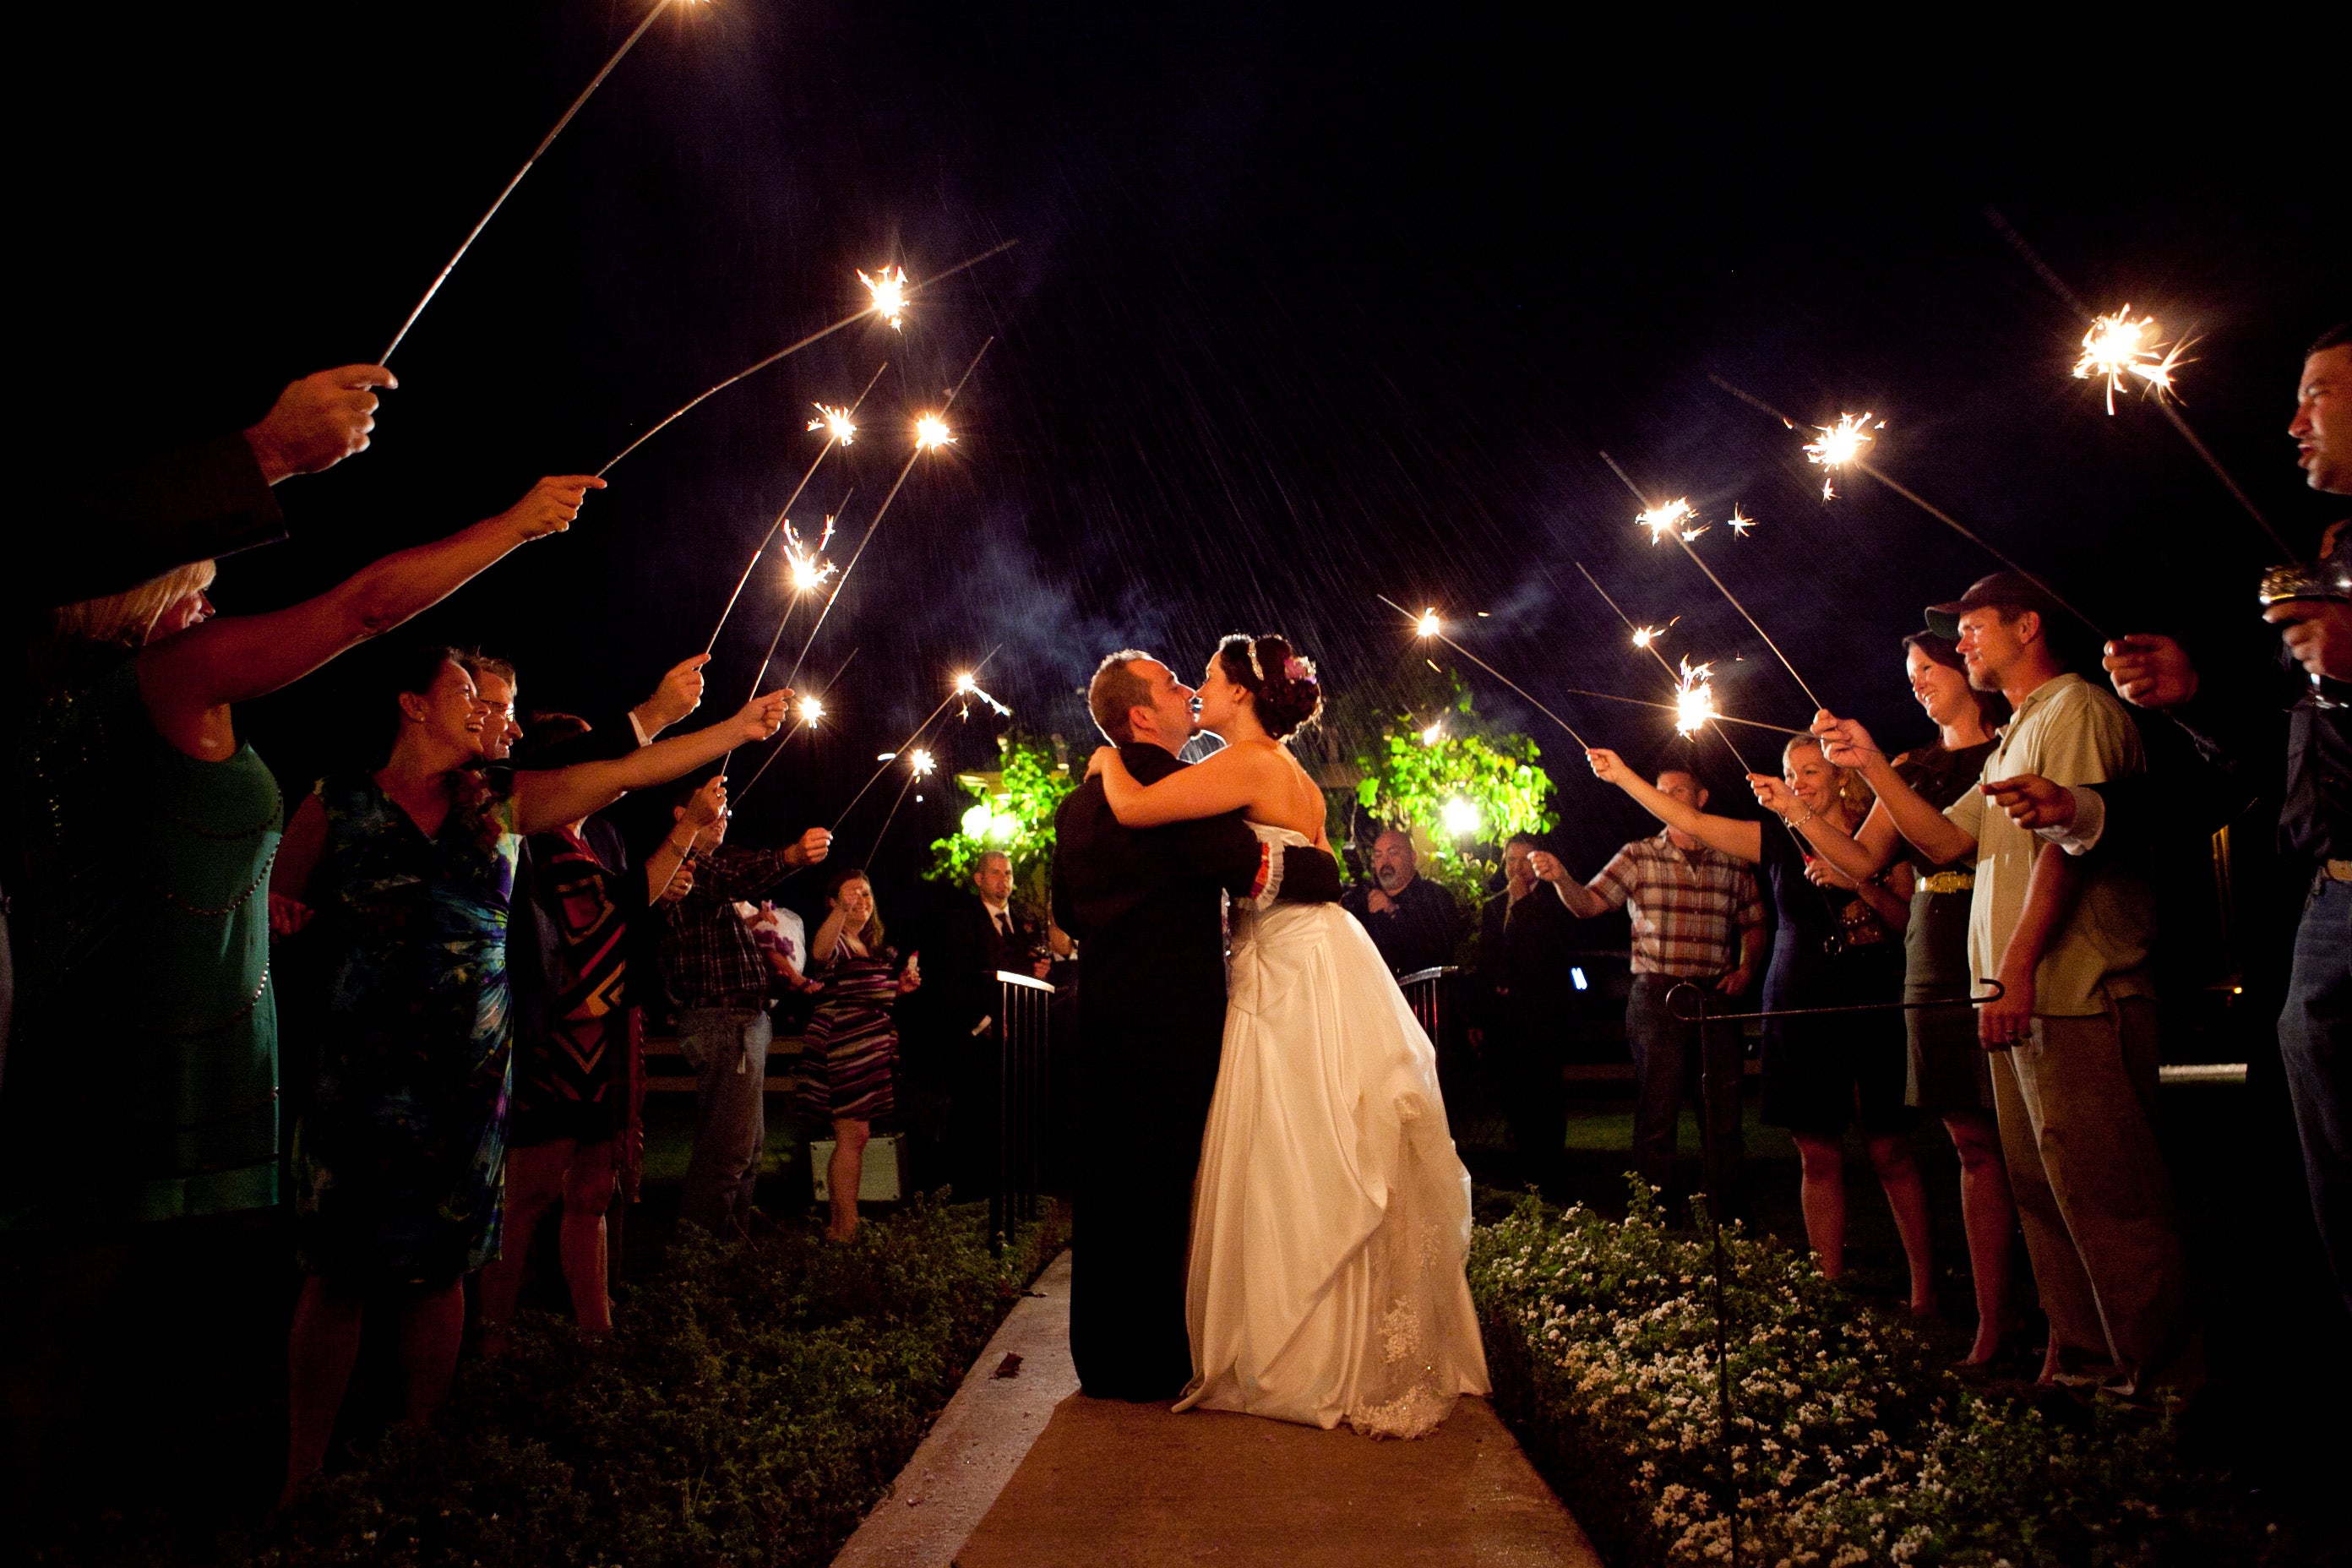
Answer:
[{"xmin": 832, "ymin": 1250, "xmax": 1598, "ymax": 1568}]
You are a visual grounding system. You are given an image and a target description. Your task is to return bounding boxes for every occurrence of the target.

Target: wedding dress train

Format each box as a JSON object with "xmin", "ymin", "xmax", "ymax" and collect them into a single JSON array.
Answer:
[{"xmin": 1174, "ymin": 824, "xmax": 1490, "ymax": 1438}]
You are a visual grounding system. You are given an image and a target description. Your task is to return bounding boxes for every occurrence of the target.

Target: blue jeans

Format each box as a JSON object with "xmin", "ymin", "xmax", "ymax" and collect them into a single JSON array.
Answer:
[
  {"xmin": 1625, "ymin": 975, "xmax": 1745, "ymax": 1210},
  {"xmin": 678, "ymin": 1007, "xmax": 771, "ymax": 1239},
  {"xmin": 2280, "ymin": 877, "xmax": 2352, "ymax": 1316}
]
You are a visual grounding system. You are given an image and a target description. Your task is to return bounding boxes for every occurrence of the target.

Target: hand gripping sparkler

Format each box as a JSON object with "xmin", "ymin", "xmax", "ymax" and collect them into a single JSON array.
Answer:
[
  {"xmin": 596, "ymin": 244, "xmax": 1016, "ymax": 477},
  {"xmin": 381, "ymin": 0, "xmax": 694, "ymax": 365}
]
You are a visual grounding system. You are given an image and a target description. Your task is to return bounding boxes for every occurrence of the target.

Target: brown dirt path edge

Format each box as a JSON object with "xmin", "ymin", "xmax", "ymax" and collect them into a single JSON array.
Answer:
[{"xmin": 950, "ymin": 1391, "xmax": 1601, "ymax": 1568}]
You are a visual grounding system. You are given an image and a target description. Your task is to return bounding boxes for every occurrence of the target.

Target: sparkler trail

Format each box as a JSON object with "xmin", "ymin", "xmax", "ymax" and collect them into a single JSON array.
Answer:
[
  {"xmin": 741, "ymin": 491, "xmax": 850, "ymax": 702},
  {"xmin": 866, "ymin": 747, "xmax": 938, "ymax": 860},
  {"xmin": 1377, "ymin": 595, "xmax": 1592, "ymax": 751},
  {"xmin": 700, "ymin": 362, "xmax": 888, "ymax": 656},
  {"xmin": 1705, "ymin": 376, "xmax": 2113, "ymax": 640},
  {"xmin": 1982, "ymin": 207, "xmax": 2291, "ymax": 556},
  {"xmin": 782, "ymin": 337, "xmax": 996, "ymax": 691},
  {"xmin": 1571, "ymin": 561, "xmax": 1754, "ymax": 772},
  {"xmin": 380, "ymin": 0, "xmax": 690, "ymax": 363},
  {"xmin": 2072, "ymin": 309, "xmax": 2188, "ymax": 415},
  {"xmin": 826, "ymin": 651, "xmax": 999, "ymax": 830},
  {"xmin": 731, "ymin": 647, "xmax": 859, "ymax": 805},
  {"xmin": 1600, "ymin": 450, "xmax": 1828, "ymax": 712},
  {"xmin": 595, "ymin": 242, "xmax": 1016, "ymax": 476}
]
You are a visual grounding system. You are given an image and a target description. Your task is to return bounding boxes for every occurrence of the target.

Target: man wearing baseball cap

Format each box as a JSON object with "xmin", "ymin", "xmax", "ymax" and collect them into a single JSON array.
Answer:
[{"xmin": 1811, "ymin": 569, "xmax": 2197, "ymax": 1405}]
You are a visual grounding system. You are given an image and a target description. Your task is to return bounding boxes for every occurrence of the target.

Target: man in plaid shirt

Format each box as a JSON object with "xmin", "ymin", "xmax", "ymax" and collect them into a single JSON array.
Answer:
[
  {"xmin": 658, "ymin": 777, "xmax": 831, "ymax": 1239},
  {"xmin": 1533, "ymin": 765, "xmax": 1764, "ymax": 1208}
]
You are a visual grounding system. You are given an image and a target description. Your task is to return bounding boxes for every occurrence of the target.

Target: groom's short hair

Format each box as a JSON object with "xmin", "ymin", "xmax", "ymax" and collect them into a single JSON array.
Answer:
[{"xmin": 1088, "ymin": 651, "xmax": 1157, "ymax": 744}]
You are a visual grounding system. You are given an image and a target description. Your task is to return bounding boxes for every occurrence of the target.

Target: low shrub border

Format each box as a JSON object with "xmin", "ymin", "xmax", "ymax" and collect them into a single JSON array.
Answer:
[
  {"xmin": 1470, "ymin": 1187, "xmax": 2297, "ymax": 1568},
  {"xmin": 259, "ymin": 1197, "xmax": 1064, "ymax": 1568}
]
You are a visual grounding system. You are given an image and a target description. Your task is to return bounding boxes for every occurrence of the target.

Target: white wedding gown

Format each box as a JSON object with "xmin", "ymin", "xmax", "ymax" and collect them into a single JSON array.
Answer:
[{"xmin": 1174, "ymin": 823, "xmax": 1490, "ymax": 1438}]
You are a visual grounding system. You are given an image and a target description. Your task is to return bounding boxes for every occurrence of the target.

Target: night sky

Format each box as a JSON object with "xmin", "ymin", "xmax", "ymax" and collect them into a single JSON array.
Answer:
[{"xmin": 26, "ymin": 3, "xmax": 2346, "ymax": 896}]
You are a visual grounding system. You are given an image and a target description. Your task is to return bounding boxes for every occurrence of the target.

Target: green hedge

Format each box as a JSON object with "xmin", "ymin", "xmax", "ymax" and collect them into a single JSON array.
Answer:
[
  {"xmin": 1470, "ymin": 1186, "xmax": 2295, "ymax": 1568},
  {"xmin": 258, "ymin": 1198, "xmax": 1063, "ymax": 1568}
]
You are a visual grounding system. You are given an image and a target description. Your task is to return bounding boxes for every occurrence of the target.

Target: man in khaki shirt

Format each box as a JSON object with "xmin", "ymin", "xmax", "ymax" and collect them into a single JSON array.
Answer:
[{"xmin": 1816, "ymin": 572, "xmax": 2197, "ymax": 1403}]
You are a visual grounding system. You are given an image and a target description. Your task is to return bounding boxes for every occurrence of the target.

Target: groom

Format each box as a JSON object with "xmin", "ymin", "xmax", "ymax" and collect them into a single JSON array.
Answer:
[{"xmin": 1052, "ymin": 651, "xmax": 1344, "ymax": 1399}]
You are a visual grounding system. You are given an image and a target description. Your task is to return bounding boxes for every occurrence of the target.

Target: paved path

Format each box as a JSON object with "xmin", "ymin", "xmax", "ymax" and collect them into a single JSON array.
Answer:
[{"xmin": 831, "ymin": 1250, "xmax": 1598, "ymax": 1568}]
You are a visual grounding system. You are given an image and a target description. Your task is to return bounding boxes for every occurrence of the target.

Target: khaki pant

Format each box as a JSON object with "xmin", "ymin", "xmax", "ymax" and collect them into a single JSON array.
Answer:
[{"xmin": 1990, "ymin": 994, "xmax": 2201, "ymax": 1396}]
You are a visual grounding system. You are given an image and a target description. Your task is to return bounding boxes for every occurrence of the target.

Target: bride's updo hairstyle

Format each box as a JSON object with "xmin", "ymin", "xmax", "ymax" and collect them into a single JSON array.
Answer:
[{"xmin": 1213, "ymin": 634, "xmax": 1323, "ymax": 740}]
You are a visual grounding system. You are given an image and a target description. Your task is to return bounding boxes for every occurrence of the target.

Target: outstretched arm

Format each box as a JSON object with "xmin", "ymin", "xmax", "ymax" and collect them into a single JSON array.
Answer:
[
  {"xmin": 510, "ymin": 693, "xmax": 787, "ymax": 834},
  {"xmin": 1586, "ymin": 748, "xmax": 1763, "ymax": 863},
  {"xmin": 1089, "ymin": 743, "xmax": 1266, "ymax": 828},
  {"xmin": 1812, "ymin": 713, "xmax": 1976, "ymax": 866}
]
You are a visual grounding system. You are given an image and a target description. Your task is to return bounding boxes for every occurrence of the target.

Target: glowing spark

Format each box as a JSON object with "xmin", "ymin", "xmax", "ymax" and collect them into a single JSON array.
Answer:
[
  {"xmin": 1727, "ymin": 507, "xmax": 1756, "ymax": 536},
  {"xmin": 1416, "ymin": 608, "xmax": 1442, "ymax": 638},
  {"xmin": 952, "ymin": 672, "xmax": 1012, "ymax": 717},
  {"xmin": 2072, "ymin": 308, "xmax": 2186, "ymax": 415},
  {"xmin": 1680, "ymin": 520, "xmax": 1709, "ymax": 542},
  {"xmin": 796, "ymin": 695, "xmax": 825, "ymax": 726},
  {"xmin": 1631, "ymin": 625, "xmax": 1663, "ymax": 649},
  {"xmin": 1419, "ymin": 721, "xmax": 1445, "ymax": 745},
  {"xmin": 858, "ymin": 265, "xmax": 909, "ymax": 329},
  {"xmin": 1674, "ymin": 658, "xmax": 1719, "ymax": 737},
  {"xmin": 781, "ymin": 515, "xmax": 836, "ymax": 594},
  {"xmin": 807, "ymin": 404, "xmax": 858, "ymax": 444},
  {"xmin": 914, "ymin": 413, "xmax": 956, "ymax": 451},
  {"xmin": 877, "ymin": 752, "xmax": 898, "ymax": 762},
  {"xmin": 1637, "ymin": 498, "xmax": 1698, "ymax": 544},
  {"xmin": 1804, "ymin": 414, "xmax": 1880, "ymax": 499},
  {"xmin": 1440, "ymin": 797, "xmax": 1481, "ymax": 838},
  {"xmin": 907, "ymin": 748, "xmax": 936, "ymax": 777}
]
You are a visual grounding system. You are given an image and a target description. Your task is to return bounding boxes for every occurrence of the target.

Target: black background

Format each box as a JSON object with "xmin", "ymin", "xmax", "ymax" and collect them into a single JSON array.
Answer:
[{"xmin": 24, "ymin": 3, "xmax": 2347, "ymax": 900}]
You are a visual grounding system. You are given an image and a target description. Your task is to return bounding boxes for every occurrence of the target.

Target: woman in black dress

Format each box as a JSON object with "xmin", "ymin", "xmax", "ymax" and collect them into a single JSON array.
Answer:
[
  {"xmin": 1755, "ymin": 634, "xmax": 2013, "ymax": 1364},
  {"xmin": 1587, "ymin": 739, "xmax": 1934, "ymax": 1313}
]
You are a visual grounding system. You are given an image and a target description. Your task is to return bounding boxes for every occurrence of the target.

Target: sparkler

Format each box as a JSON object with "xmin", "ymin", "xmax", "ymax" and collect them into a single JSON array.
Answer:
[
  {"xmin": 1727, "ymin": 508, "xmax": 1756, "ymax": 537},
  {"xmin": 866, "ymin": 747, "xmax": 937, "ymax": 860},
  {"xmin": 954, "ymin": 672, "xmax": 1012, "ymax": 718},
  {"xmin": 823, "ymin": 651, "xmax": 1001, "ymax": 830},
  {"xmin": 2072, "ymin": 308, "xmax": 2187, "ymax": 415},
  {"xmin": 1674, "ymin": 658, "xmax": 1719, "ymax": 737},
  {"xmin": 781, "ymin": 338, "xmax": 996, "ymax": 692},
  {"xmin": 1379, "ymin": 595, "xmax": 1591, "ymax": 751},
  {"xmin": 1708, "ymin": 377, "xmax": 2112, "ymax": 638},
  {"xmin": 596, "ymin": 242, "xmax": 1016, "ymax": 476},
  {"xmin": 859, "ymin": 266, "xmax": 910, "ymax": 329},
  {"xmin": 738, "ymin": 493, "xmax": 849, "ymax": 709},
  {"xmin": 1983, "ymin": 206, "xmax": 2290, "ymax": 556},
  {"xmin": 729, "ymin": 647, "xmax": 859, "ymax": 806},
  {"xmin": 1571, "ymin": 560, "xmax": 1752, "ymax": 772},
  {"xmin": 1801, "ymin": 413, "xmax": 1881, "ymax": 500},
  {"xmin": 1603, "ymin": 450, "xmax": 1829, "ymax": 713},
  {"xmin": 379, "ymin": 0, "xmax": 695, "ymax": 364},
  {"xmin": 700, "ymin": 362, "xmax": 887, "ymax": 656}
]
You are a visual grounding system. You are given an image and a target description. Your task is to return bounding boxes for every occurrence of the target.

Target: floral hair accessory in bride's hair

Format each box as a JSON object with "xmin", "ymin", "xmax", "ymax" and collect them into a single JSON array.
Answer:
[{"xmin": 1282, "ymin": 654, "xmax": 1315, "ymax": 683}]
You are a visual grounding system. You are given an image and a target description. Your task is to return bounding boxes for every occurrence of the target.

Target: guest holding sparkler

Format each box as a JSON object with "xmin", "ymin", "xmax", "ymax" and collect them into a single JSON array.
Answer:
[
  {"xmin": 1531, "ymin": 766, "xmax": 1764, "ymax": 1212},
  {"xmin": 1576, "ymin": 743, "xmax": 1933, "ymax": 1309},
  {"xmin": 1751, "ymin": 634, "xmax": 2017, "ymax": 1365},
  {"xmin": 2, "ymin": 475, "xmax": 593, "ymax": 1530},
  {"xmin": 269, "ymin": 651, "xmax": 789, "ymax": 1505},
  {"xmin": 1812, "ymin": 574, "xmax": 2197, "ymax": 1403},
  {"xmin": 802, "ymin": 868, "xmax": 921, "ymax": 1243},
  {"xmin": 472, "ymin": 716, "xmax": 710, "ymax": 1357},
  {"xmin": 1475, "ymin": 833, "xmax": 1582, "ymax": 1190},
  {"xmin": 1996, "ymin": 323, "xmax": 2352, "ymax": 1319},
  {"xmin": 658, "ymin": 779, "xmax": 832, "ymax": 1240}
]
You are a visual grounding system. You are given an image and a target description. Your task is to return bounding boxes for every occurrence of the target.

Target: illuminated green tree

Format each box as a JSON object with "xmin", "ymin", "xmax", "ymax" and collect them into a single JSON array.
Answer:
[
  {"xmin": 1353, "ymin": 685, "xmax": 1556, "ymax": 909},
  {"xmin": 926, "ymin": 732, "xmax": 1077, "ymax": 919}
]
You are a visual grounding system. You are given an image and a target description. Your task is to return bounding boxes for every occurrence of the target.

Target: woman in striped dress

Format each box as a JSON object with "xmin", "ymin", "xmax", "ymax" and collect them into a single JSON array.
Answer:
[{"xmin": 801, "ymin": 868, "xmax": 920, "ymax": 1241}]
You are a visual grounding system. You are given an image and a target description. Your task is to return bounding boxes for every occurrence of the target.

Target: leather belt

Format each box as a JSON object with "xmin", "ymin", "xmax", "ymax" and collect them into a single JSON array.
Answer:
[{"xmin": 1919, "ymin": 870, "xmax": 1976, "ymax": 896}]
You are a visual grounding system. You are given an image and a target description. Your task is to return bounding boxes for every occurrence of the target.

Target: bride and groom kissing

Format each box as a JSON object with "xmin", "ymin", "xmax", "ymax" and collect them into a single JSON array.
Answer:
[{"xmin": 1051, "ymin": 635, "xmax": 1489, "ymax": 1440}]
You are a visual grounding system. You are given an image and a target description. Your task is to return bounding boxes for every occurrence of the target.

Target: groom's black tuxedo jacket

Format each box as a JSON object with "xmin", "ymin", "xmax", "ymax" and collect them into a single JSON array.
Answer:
[{"xmin": 1050, "ymin": 740, "xmax": 1342, "ymax": 1399}]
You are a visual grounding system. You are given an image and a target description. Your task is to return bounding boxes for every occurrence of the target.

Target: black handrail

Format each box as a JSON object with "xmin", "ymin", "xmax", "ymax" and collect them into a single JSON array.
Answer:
[{"xmin": 988, "ymin": 968, "xmax": 1054, "ymax": 1253}]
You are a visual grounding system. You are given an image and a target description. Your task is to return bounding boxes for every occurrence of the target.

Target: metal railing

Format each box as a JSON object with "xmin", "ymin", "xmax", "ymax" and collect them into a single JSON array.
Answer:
[
  {"xmin": 988, "ymin": 968, "xmax": 1055, "ymax": 1251},
  {"xmin": 1395, "ymin": 964, "xmax": 1461, "ymax": 1043}
]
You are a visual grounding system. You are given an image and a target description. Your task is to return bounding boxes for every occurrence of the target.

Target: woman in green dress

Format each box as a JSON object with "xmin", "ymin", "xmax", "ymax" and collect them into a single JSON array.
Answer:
[
  {"xmin": 269, "ymin": 650, "xmax": 788, "ymax": 1505},
  {"xmin": 4, "ymin": 473, "xmax": 600, "ymax": 1522}
]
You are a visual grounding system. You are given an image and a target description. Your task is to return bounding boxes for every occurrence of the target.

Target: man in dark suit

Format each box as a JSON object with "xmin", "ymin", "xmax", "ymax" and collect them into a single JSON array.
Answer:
[
  {"xmin": 923, "ymin": 850, "xmax": 1049, "ymax": 1191},
  {"xmin": 1052, "ymin": 650, "xmax": 1344, "ymax": 1400},
  {"xmin": 1473, "ymin": 833, "xmax": 1581, "ymax": 1190},
  {"xmin": 1342, "ymin": 828, "xmax": 1461, "ymax": 975}
]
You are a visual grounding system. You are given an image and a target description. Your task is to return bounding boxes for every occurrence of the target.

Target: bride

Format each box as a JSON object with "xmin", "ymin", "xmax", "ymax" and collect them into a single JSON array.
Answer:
[{"xmin": 1088, "ymin": 634, "xmax": 1489, "ymax": 1439}]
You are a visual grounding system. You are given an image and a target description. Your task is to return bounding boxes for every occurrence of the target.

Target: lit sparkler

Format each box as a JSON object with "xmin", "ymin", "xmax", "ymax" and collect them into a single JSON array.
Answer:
[
  {"xmin": 797, "ymin": 695, "xmax": 825, "ymax": 726},
  {"xmin": 380, "ymin": 0, "xmax": 694, "ymax": 363},
  {"xmin": 1385, "ymin": 596, "xmax": 1592, "ymax": 752},
  {"xmin": 2072, "ymin": 308, "xmax": 2187, "ymax": 415},
  {"xmin": 859, "ymin": 265, "xmax": 911, "ymax": 329},
  {"xmin": 1568, "ymin": 560, "xmax": 1751, "ymax": 770},
  {"xmin": 781, "ymin": 516, "xmax": 837, "ymax": 595},
  {"xmin": 728, "ymin": 646, "xmax": 859, "ymax": 808},
  {"xmin": 907, "ymin": 748, "xmax": 936, "ymax": 777},
  {"xmin": 596, "ymin": 242, "xmax": 1016, "ymax": 476},
  {"xmin": 1417, "ymin": 608, "xmax": 1441, "ymax": 638},
  {"xmin": 808, "ymin": 404, "xmax": 858, "ymax": 444},
  {"xmin": 1674, "ymin": 659, "xmax": 1719, "ymax": 736},
  {"xmin": 1630, "ymin": 625, "xmax": 1663, "ymax": 649},
  {"xmin": 1803, "ymin": 413, "xmax": 1880, "ymax": 500},
  {"xmin": 824, "ymin": 651, "xmax": 1001, "ymax": 830},
  {"xmin": 953, "ymin": 672, "xmax": 1012, "ymax": 717},
  {"xmin": 1637, "ymin": 498, "xmax": 1699, "ymax": 544},
  {"xmin": 1727, "ymin": 508, "xmax": 1756, "ymax": 536},
  {"xmin": 914, "ymin": 413, "xmax": 956, "ymax": 451}
]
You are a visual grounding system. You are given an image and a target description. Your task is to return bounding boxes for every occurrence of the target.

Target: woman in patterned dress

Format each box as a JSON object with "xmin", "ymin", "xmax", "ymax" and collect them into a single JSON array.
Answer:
[
  {"xmin": 474, "ymin": 716, "xmax": 710, "ymax": 1353},
  {"xmin": 801, "ymin": 868, "xmax": 920, "ymax": 1242},
  {"xmin": 270, "ymin": 648, "xmax": 790, "ymax": 1505}
]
